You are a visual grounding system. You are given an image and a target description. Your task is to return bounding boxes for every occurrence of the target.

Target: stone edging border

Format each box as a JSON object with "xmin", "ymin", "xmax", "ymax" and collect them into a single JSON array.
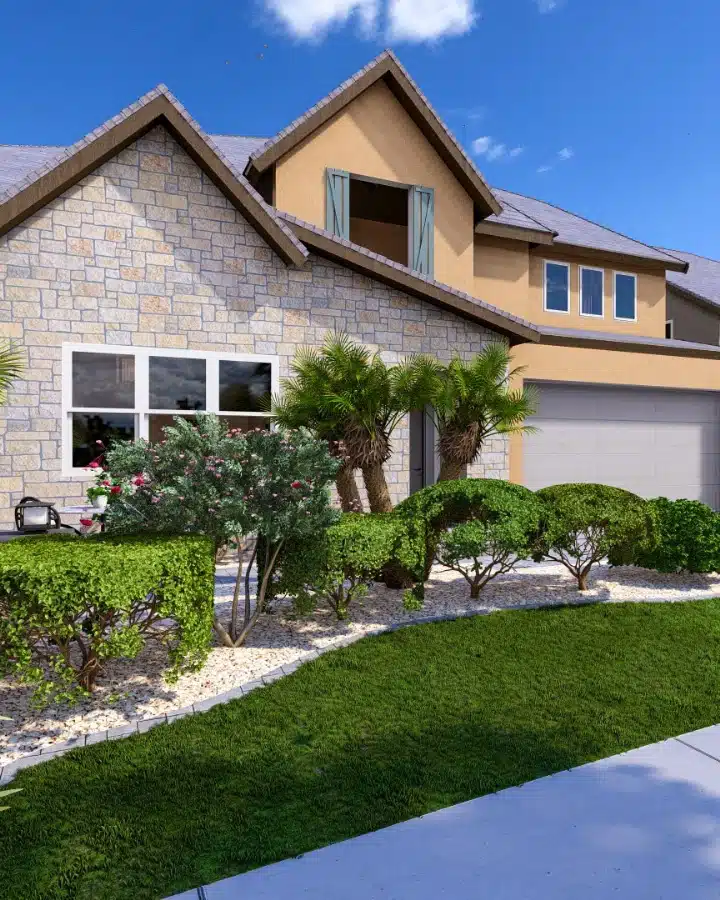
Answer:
[{"xmin": 0, "ymin": 599, "xmax": 601, "ymax": 786}]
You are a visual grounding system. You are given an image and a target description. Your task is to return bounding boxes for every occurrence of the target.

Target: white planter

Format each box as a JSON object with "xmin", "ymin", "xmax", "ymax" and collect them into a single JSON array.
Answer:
[{"xmin": 91, "ymin": 495, "xmax": 108, "ymax": 512}]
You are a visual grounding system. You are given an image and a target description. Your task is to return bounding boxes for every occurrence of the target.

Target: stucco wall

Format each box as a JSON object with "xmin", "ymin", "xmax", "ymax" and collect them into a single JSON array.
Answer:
[
  {"xmin": 274, "ymin": 80, "xmax": 476, "ymax": 294},
  {"xmin": 473, "ymin": 235, "xmax": 530, "ymax": 316},
  {"xmin": 0, "ymin": 126, "xmax": 506, "ymax": 525},
  {"xmin": 667, "ymin": 287, "xmax": 720, "ymax": 345}
]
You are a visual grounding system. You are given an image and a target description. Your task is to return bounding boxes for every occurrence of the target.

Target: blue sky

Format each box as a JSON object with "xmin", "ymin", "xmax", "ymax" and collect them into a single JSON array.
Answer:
[{"xmin": 1, "ymin": 0, "xmax": 718, "ymax": 256}]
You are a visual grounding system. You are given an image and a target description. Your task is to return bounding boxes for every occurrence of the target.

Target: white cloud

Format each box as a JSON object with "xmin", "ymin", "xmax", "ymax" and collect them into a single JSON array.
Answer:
[
  {"xmin": 537, "ymin": 165, "xmax": 552, "ymax": 174},
  {"xmin": 536, "ymin": 0, "xmax": 559, "ymax": 12},
  {"xmin": 263, "ymin": 0, "xmax": 477, "ymax": 42},
  {"xmin": 509, "ymin": 146, "xmax": 524, "ymax": 158},
  {"xmin": 264, "ymin": 0, "xmax": 379, "ymax": 40},
  {"xmin": 472, "ymin": 136, "xmax": 525, "ymax": 163},
  {"xmin": 558, "ymin": 146, "xmax": 574, "ymax": 160},
  {"xmin": 387, "ymin": 0, "xmax": 476, "ymax": 42}
]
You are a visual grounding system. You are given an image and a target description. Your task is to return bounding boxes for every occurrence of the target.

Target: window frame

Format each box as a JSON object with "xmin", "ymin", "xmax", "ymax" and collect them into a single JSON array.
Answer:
[
  {"xmin": 665, "ymin": 319, "xmax": 674, "ymax": 340},
  {"xmin": 543, "ymin": 260, "xmax": 571, "ymax": 315},
  {"xmin": 579, "ymin": 265, "xmax": 605, "ymax": 319},
  {"xmin": 613, "ymin": 270, "xmax": 638, "ymax": 322},
  {"xmin": 61, "ymin": 343, "xmax": 279, "ymax": 477}
]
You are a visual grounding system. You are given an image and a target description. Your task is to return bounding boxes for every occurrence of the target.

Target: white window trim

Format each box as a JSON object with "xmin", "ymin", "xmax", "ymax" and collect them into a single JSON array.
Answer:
[
  {"xmin": 665, "ymin": 319, "xmax": 674, "ymax": 340},
  {"xmin": 61, "ymin": 343, "xmax": 279, "ymax": 477},
  {"xmin": 579, "ymin": 265, "xmax": 605, "ymax": 318},
  {"xmin": 543, "ymin": 260, "xmax": 571, "ymax": 315},
  {"xmin": 613, "ymin": 270, "xmax": 638, "ymax": 322}
]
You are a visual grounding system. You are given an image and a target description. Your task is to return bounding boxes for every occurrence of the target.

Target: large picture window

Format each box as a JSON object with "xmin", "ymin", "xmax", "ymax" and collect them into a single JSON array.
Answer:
[{"xmin": 62, "ymin": 345, "xmax": 277, "ymax": 474}]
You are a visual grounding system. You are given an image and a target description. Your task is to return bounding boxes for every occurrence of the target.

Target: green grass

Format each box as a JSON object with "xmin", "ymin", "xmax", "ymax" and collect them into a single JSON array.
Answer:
[{"xmin": 4, "ymin": 599, "xmax": 720, "ymax": 899}]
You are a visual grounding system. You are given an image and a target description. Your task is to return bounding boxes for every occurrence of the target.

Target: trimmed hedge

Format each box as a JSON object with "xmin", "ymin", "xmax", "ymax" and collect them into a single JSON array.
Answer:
[
  {"xmin": 627, "ymin": 497, "xmax": 720, "ymax": 574},
  {"xmin": 0, "ymin": 534, "xmax": 215, "ymax": 705},
  {"xmin": 276, "ymin": 513, "xmax": 417, "ymax": 619},
  {"xmin": 535, "ymin": 483, "xmax": 656, "ymax": 590}
]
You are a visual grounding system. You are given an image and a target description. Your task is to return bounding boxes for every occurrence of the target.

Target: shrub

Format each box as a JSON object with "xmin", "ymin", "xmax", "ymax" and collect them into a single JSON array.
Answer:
[
  {"xmin": 625, "ymin": 498, "xmax": 720, "ymax": 574},
  {"xmin": 0, "ymin": 534, "xmax": 215, "ymax": 705},
  {"xmin": 435, "ymin": 484, "xmax": 543, "ymax": 597},
  {"xmin": 534, "ymin": 483, "xmax": 656, "ymax": 591},
  {"xmin": 391, "ymin": 479, "xmax": 542, "ymax": 598},
  {"xmin": 103, "ymin": 415, "xmax": 340, "ymax": 646},
  {"xmin": 277, "ymin": 514, "xmax": 407, "ymax": 619}
]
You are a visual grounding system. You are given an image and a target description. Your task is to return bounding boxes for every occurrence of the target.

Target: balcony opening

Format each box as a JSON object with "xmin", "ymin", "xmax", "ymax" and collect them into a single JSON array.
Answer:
[{"xmin": 349, "ymin": 177, "xmax": 409, "ymax": 267}]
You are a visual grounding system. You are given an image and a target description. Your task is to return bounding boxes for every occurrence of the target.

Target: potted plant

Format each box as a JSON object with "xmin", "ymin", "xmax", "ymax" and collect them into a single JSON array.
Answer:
[{"xmin": 87, "ymin": 485, "xmax": 110, "ymax": 512}]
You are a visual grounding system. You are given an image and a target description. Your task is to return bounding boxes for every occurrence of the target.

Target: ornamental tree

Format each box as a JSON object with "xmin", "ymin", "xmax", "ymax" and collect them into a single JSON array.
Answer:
[{"xmin": 103, "ymin": 414, "xmax": 340, "ymax": 646}]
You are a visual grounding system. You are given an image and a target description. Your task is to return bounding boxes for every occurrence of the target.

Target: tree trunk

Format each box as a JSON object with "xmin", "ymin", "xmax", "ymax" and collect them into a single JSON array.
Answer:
[
  {"xmin": 577, "ymin": 571, "xmax": 588, "ymax": 591},
  {"xmin": 361, "ymin": 462, "xmax": 393, "ymax": 513},
  {"xmin": 336, "ymin": 461, "xmax": 363, "ymax": 513},
  {"xmin": 437, "ymin": 457, "xmax": 468, "ymax": 482}
]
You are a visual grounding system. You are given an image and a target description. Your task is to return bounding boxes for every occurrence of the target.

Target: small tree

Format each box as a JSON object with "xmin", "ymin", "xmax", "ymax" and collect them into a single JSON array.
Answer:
[
  {"xmin": 535, "ymin": 483, "xmax": 657, "ymax": 591},
  {"xmin": 103, "ymin": 415, "xmax": 340, "ymax": 646}
]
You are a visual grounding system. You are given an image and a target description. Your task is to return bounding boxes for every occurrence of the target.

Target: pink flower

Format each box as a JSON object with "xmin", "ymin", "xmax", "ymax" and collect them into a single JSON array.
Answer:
[
  {"xmin": 79, "ymin": 518, "xmax": 93, "ymax": 527},
  {"xmin": 95, "ymin": 440, "xmax": 104, "ymax": 447},
  {"xmin": 87, "ymin": 461, "xmax": 100, "ymax": 470},
  {"xmin": 151, "ymin": 496, "xmax": 161, "ymax": 504},
  {"xmin": 132, "ymin": 476, "xmax": 145, "ymax": 487},
  {"xmin": 291, "ymin": 481, "xmax": 302, "ymax": 489}
]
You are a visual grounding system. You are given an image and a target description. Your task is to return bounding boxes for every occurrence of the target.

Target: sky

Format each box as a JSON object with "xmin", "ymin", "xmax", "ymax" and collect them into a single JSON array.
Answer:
[{"xmin": 1, "ymin": 0, "xmax": 719, "ymax": 257}]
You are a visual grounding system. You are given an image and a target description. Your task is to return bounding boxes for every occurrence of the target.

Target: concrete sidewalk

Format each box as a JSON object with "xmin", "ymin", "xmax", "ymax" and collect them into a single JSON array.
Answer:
[{"xmin": 169, "ymin": 724, "xmax": 720, "ymax": 899}]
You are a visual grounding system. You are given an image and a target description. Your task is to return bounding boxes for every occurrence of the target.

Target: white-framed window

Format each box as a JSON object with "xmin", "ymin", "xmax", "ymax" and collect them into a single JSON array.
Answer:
[
  {"xmin": 579, "ymin": 266, "xmax": 604, "ymax": 317},
  {"xmin": 61, "ymin": 343, "xmax": 279, "ymax": 476},
  {"xmin": 614, "ymin": 271, "xmax": 637, "ymax": 321},
  {"xmin": 665, "ymin": 319, "xmax": 674, "ymax": 340},
  {"xmin": 543, "ymin": 261, "xmax": 570, "ymax": 313}
]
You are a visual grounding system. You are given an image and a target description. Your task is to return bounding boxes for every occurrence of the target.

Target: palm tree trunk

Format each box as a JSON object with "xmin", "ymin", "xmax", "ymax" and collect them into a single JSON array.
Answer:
[
  {"xmin": 336, "ymin": 461, "xmax": 363, "ymax": 513},
  {"xmin": 437, "ymin": 458, "xmax": 468, "ymax": 482},
  {"xmin": 361, "ymin": 462, "xmax": 393, "ymax": 513}
]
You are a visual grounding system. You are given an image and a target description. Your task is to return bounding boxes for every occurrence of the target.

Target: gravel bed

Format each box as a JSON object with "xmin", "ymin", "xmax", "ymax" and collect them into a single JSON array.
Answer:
[{"xmin": 2, "ymin": 561, "xmax": 719, "ymax": 766}]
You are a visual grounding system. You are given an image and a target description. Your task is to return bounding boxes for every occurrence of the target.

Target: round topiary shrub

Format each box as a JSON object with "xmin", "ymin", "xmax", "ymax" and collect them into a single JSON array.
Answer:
[
  {"xmin": 535, "ymin": 483, "xmax": 657, "ymax": 591},
  {"xmin": 627, "ymin": 497, "xmax": 720, "ymax": 574}
]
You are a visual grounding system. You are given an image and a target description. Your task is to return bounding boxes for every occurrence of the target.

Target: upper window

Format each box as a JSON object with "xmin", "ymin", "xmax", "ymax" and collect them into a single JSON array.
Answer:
[
  {"xmin": 544, "ymin": 261, "xmax": 570, "ymax": 313},
  {"xmin": 580, "ymin": 267, "xmax": 604, "ymax": 317},
  {"xmin": 62, "ymin": 345, "xmax": 277, "ymax": 474},
  {"xmin": 614, "ymin": 272, "xmax": 637, "ymax": 321}
]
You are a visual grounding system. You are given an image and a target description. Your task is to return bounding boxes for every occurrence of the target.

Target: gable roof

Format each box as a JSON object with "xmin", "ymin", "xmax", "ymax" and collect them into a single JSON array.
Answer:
[
  {"xmin": 0, "ymin": 88, "xmax": 308, "ymax": 267},
  {"xmin": 244, "ymin": 49, "xmax": 501, "ymax": 218},
  {"xmin": 492, "ymin": 189, "xmax": 687, "ymax": 271},
  {"xmin": 660, "ymin": 248, "xmax": 720, "ymax": 310},
  {"xmin": 278, "ymin": 211, "xmax": 540, "ymax": 344}
]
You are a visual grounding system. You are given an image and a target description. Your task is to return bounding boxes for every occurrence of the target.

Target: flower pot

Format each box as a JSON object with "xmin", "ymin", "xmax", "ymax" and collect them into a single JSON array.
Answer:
[{"xmin": 91, "ymin": 495, "xmax": 108, "ymax": 512}]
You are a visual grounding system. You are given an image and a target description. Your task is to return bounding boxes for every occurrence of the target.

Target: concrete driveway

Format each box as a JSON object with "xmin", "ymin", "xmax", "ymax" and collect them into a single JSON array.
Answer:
[{"xmin": 169, "ymin": 724, "xmax": 720, "ymax": 900}]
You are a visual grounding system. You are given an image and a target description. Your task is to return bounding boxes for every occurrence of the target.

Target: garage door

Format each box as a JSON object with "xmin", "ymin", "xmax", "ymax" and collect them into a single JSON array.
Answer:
[{"xmin": 524, "ymin": 382, "xmax": 720, "ymax": 508}]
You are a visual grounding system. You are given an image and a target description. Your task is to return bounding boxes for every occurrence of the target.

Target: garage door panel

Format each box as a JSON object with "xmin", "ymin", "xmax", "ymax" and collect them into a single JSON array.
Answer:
[{"xmin": 524, "ymin": 383, "xmax": 720, "ymax": 507}]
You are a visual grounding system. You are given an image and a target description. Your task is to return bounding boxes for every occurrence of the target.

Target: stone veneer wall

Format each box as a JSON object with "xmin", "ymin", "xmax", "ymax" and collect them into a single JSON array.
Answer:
[{"xmin": 0, "ymin": 126, "xmax": 508, "ymax": 525}]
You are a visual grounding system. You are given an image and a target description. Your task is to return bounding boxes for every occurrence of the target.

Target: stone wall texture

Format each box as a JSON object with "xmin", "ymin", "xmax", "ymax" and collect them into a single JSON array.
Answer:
[{"xmin": 0, "ymin": 126, "xmax": 508, "ymax": 525}]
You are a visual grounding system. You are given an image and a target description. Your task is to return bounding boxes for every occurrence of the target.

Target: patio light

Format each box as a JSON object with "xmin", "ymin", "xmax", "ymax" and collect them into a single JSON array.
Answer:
[{"xmin": 14, "ymin": 497, "xmax": 58, "ymax": 533}]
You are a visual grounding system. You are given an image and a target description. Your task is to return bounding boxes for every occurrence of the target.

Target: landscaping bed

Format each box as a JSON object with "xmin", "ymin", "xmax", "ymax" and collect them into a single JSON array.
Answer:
[
  {"xmin": 3, "ymin": 596, "xmax": 720, "ymax": 899},
  {"xmin": 2, "ymin": 560, "xmax": 719, "ymax": 766}
]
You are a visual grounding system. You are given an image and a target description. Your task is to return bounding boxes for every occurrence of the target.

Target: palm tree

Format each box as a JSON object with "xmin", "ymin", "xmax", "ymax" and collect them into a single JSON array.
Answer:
[
  {"xmin": 275, "ymin": 334, "xmax": 435, "ymax": 514},
  {"xmin": 0, "ymin": 342, "xmax": 23, "ymax": 405},
  {"xmin": 429, "ymin": 344, "xmax": 536, "ymax": 482}
]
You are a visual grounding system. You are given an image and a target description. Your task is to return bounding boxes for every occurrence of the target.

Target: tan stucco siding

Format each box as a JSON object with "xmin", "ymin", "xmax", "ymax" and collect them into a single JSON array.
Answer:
[
  {"xmin": 667, "ymin": 287, "xmax": 720, "ymax": 345},
  {"xmin": 527, "ymin": 249, "xmax": 667, "ymax": 338},
  {"xmin": 473, "ymin": 235, "xmax": 530, "ymax": 317},
  {"xmin": 508, "ymin": 341, "xmax": 720, "ymax": 483},
  {"xmin": 274, "ymin": 80, "xmax": 476, "ymax": 293}
]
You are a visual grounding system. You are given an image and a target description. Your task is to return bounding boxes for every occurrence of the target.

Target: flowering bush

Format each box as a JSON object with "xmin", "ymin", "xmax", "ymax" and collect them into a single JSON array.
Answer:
[{"xmin": 102, "ymin": 414, "xmax": 340, "ymax": 645}]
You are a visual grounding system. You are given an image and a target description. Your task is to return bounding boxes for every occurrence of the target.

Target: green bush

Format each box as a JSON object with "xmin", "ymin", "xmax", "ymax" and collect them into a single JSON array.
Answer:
[
  {"xmin": 0, "ymin": 534, "xmax": 215, "ymax": 705},
  {"xmin": 277, "ymin": 513, "xmax": 409, "ymax": 619},
  {"xmin": 626, "ymin": 498, "xmax": 720, "ymax": 574},
  {"xmin": 435, "ymin": 484, "xmax": 543, "ymax": 597},
  {"xmin": 535, "ymin": 483, "xmax": 656, "ymax": 591},
  {"xmin": 391, "ymin": 479, "xmax": 542, "ymax": 598}
]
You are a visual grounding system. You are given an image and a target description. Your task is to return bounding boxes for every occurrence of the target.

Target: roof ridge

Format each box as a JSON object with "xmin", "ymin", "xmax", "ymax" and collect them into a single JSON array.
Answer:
[{"xmin": 496, "ymin": 187, "xmax": 681, "ymax": 265}]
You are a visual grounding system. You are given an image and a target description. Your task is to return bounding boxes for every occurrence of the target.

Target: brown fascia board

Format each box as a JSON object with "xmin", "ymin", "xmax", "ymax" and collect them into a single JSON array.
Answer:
[
  {"xmin": 539, "ymin": 325, "xmax": 720, "ymax": 359},
  {"xmin": 246, "ymin": 51, "xmax": 502, "ymax": 219},
  {"xmin": 282, "ymin": 214, "xmax": 540, "ymax": 345},
  {"xmin": 475, "ymin": 220, "xmax": 556, "ymax": 245},
  {"xmin": 0, "ymin": 93, "xmax": 308, "ymax": 268},
  {"xmin": 549, "ymin": 241, "xmax": 688, "ymax": 274}
]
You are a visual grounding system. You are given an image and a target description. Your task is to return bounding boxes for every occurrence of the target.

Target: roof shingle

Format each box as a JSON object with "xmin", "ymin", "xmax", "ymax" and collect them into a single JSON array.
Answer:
[{"xmin": 660, "ymin": 248, "xmax": 720, "ymax": 309}]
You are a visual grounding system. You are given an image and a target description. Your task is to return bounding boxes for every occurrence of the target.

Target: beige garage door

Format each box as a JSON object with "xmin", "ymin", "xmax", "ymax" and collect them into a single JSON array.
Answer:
[{"xmin": 524, "ymin": 382, "xmax": 720, "ymax": 508}]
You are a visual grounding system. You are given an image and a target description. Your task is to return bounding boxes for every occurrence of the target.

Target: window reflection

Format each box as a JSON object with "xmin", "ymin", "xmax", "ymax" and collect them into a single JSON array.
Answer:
[
  {"xmin": 219, "ymin": 361, "xmax": 271, "ymax": 413},
  {"xmin": 72, "ymin": 352, "xmax": 134, "ymax": 408},
  {"xmin": 149, "ymin": 356, "xmax": 206, "ymax": 411},
  {"xmin": 72, "ymin": 413, "xmax": 135, "ymax": 467}
]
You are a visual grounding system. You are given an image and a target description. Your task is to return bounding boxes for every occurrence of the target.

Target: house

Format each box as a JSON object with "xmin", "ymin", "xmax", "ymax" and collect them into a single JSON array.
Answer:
[{"xmin": 0, "ymin": 50, "xmax": 718, "ymax": 526}]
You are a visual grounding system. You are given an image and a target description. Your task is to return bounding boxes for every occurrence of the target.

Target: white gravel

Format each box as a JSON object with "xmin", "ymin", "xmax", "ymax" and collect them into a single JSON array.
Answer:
[{"xmin": 2, "ymin": 560, "xmax": 719, "ymax": 766}]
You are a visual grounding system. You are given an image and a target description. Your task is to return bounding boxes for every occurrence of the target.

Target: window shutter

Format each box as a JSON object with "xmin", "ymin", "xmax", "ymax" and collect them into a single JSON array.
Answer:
[
  {"xmin": 410, "ymin": 185, "xmax": 435, "ymax": 277},
  {"xmin": 325, "ymin": 168, "xmax": 350, "ymax": 239}
]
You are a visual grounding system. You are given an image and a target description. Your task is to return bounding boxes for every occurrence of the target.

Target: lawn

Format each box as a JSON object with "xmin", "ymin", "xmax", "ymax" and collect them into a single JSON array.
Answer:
[{"xmin": 3, "ymin": 599, "xmax": 720, "ymax": 900}]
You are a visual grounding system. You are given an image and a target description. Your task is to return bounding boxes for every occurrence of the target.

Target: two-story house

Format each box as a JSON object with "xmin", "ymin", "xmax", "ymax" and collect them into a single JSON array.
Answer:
[{"xmin": 0, "ymin": 49, "xmax": 718, "ymax": 525}]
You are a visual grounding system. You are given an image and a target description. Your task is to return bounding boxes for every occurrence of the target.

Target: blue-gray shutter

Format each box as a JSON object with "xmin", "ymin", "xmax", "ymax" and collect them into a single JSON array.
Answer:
[
  {"xmin": 325, "ymin": 168, "xmax": 350, "ymax": 239},
  {"xmin": 410, "ymin": 185, "xmax": 434, "ymax": 276}
]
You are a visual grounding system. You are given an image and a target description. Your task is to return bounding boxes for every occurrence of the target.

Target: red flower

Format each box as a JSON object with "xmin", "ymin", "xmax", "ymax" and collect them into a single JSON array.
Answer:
[
  {"xmin": 291, "ymin": 480, "xmax": 302, "ymax": 489},
  {"xmin": 132, "ymin": 476, "xmax": 145, "ymax": 487},
  {"xmin": 79, "ymin": 518, "xmax": 93, "ymax": 527},
  {"xmin": 110, "ymin": 485, "xmax": 122, "ymax": 495}
]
